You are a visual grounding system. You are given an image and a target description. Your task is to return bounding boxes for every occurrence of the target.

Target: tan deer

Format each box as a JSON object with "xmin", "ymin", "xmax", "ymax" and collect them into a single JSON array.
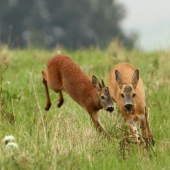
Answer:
[
  {"xmin": 41, "ymin": 55, "xmax": 114, "ymax": 139},
  {"xmin": 108, "ymin": 62, "xmax": 154, "ymax": 150}
]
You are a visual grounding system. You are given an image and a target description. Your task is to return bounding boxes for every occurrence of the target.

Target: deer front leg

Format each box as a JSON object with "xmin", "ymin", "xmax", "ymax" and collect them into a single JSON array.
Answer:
[
  {"xmin": 127, "ymin": 122, "xmax": 140, "ymax": 152},
  {"xmin": 90, "ymin": 112, "xmax": 112, "ymax": 140},
  {"xmin": 140, "ymin": 119, "xmax": 147, "ymax": 149},
  {"xmin": 41, "ymin": 70, "xmax": 51, "ymax": 111}
]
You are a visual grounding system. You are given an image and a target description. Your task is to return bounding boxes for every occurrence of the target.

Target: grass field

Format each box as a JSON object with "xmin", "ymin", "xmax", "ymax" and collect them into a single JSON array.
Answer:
[{"xmin": 0, "ymin": 44, "xmax": 170, "ymax": 169}]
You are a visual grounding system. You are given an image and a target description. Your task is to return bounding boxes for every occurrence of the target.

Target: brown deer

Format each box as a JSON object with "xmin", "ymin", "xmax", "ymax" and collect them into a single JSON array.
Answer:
[
  {"xmin": 41, "ymin": 55, "xmax": 114, "ymax": 139},
  {"xmin": 108, "ymin": 62, "xmax": 154, "ymax": 150}
]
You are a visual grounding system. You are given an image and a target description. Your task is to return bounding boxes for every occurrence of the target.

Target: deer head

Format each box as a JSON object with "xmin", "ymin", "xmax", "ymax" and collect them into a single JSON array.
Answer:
[
  {"xmin": 92, "ymin": 76, "xmax": 114, "ymax": 112},
  {"xmin": 115, "ymin": 70, "xmax": 139, "ymax": 113}
]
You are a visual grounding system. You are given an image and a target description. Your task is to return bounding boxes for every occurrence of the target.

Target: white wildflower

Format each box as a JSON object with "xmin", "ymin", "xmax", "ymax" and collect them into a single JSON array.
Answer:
[
  {"xmin": 3, "ymin": 135, "xmax": 19, "ymax": 150},
  {"xmin": 57, "ymin": 50, "xmax": 61, "ymax": 54},
  {"xmin": 6, "ymin": 142, "xmax": 18, "ymax": 149},
  {"xmin": 3, "ymin": 135, "xmax": 15, "ymax": 145}
]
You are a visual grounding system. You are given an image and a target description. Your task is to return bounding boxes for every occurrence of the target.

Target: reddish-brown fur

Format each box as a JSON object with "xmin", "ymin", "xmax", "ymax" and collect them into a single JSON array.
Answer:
[
  {"xmin": 42, "ymin": 55, "xmax": 113, "ymax": 139},
  {"xmin": 108, "ymin": 62, "xmax": 154, "ymax": 149}
]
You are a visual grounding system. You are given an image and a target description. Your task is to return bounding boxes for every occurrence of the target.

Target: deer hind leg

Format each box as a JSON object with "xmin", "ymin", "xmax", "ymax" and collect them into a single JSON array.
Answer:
[
  {"xmin": 41, "ymin": 70, "xmax": 51, "ymax": 111},
  {"xmin": 145, "ymin": 107, "xmax": 155, "ymax": 145},
  {"xmin": 127, "ymin": 122, "xmax": 140, "ymax": 151},
  {"xmin": 90, "ymin": 112, "xmax": 112, "ymax": 140},
  {"xmin": 57, "ymin": 91, "xmax": 64, "ymax": 107}
]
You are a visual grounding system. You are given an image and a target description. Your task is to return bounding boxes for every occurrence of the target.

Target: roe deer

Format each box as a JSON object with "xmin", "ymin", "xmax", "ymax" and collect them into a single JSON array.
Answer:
[
  {"xmin": 41, "ymin": 55, "xmax": 114, "ymax": 139},
  {"xmin": 108, "ymin": 62, "xmax": 154, "ymax": 150}
]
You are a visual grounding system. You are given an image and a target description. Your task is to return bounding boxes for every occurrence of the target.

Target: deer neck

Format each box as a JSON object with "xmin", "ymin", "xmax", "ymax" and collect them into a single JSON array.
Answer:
[
  {"xmin": 84, "ymin": 87, "xmax": 103, "ymax": 113},
  {"xmin": 92, "ymin": 91, "xmax": 103, "ymax": 111}
]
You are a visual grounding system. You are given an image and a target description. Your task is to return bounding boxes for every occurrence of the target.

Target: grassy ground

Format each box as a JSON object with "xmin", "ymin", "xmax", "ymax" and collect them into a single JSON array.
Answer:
[{"xmin": 0, "ymin": 44, "xmax": 170, "ymax": 169}]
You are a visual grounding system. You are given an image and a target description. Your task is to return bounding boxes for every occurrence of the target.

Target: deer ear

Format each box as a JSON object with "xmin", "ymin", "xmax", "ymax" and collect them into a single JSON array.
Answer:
[
  {"xmin": 92, "ymin": 75, "xmax": 102, "ymax": 91},
  {"xmin": 115, "ymin": 70, "xmax": 125, "ymax": 89},
  {"xmin": 101, "ymin": 78, "xmax": 105, "ymax": 87},
  {"xmin": 131, "ymin": 69, "xmax": 139, "ymax": 89}
]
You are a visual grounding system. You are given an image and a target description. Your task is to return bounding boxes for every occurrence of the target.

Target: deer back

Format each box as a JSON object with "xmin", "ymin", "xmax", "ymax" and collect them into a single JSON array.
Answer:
[{"xmin": 46, "ymin": 55, "xmax": 97, "ymax": 110}]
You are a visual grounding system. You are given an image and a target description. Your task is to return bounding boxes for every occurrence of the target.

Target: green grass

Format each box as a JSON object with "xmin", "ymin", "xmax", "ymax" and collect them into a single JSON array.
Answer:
[{"xmin": 1, "ymin": 44, "xmax": 170, "ymax": 169}]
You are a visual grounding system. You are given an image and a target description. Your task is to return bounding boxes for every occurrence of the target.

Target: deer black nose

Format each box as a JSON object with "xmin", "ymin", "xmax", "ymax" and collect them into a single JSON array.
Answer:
[
  {"xmin": 125, "ymin": 104, "xmax": 133, "ymax": 110},
  {"xmin": 107, "ymin": 106, "xmax": 114, "ymax": 112}
]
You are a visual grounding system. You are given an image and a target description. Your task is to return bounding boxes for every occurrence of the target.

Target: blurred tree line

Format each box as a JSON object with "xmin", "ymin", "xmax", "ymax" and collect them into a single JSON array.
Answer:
[{"xmin": 0, "ymin": 0, "xmax": 136, "ymax": 49}]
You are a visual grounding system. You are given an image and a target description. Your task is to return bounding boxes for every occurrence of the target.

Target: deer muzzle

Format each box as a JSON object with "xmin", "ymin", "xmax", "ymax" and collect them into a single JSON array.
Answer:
[
  {"xmin": 124, "ymin": 104, "xmax": 133, "ymax": 114},
  {"xmin": 106, "ymin": 106, "xmax": 114, "ymax": 113}
]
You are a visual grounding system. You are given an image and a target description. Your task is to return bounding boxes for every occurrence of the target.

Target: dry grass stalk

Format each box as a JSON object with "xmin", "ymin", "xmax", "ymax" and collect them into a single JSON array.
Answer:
[{"xmin": 117, "ymin": 127, "xmax": 157, "ymax": 159}]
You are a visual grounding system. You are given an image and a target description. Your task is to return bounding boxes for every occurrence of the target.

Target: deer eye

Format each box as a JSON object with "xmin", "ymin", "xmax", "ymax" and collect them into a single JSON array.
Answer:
[
  {"xmin": 121, "ymin": 93, "xmax": 124, "ymax": 98},
  {"xmin": 101, "ymin": 96, "xmax": 105, "ymax": 99},
  {"xmin": 132, "ymin": 93, "xmax": 136, "ymax": 97}
]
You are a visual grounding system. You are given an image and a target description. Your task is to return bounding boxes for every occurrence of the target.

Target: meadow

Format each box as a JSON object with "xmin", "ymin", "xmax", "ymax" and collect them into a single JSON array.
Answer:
[{"xmin": 0, "ymin": 43, "xmax": 170, "ymax": 169}]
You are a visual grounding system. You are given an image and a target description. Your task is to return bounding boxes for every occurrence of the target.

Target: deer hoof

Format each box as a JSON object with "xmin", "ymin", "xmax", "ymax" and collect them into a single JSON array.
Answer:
[
  {"xmin": 150, "ymin": 138, "xmax": 155, "ymax": 146},
  {"xmin": 57, "ymin": 100, "xmax": 63, "ymax": 108},
  {"xmin": 45, "ymin": 104, "xmax": 51, "ymax": 111}
]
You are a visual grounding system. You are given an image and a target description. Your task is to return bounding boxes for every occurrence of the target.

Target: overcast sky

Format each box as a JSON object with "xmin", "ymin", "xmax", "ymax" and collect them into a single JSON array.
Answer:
[{"xmin": 118, "ymin": 0, "xmax": 170, "ymax": 51}]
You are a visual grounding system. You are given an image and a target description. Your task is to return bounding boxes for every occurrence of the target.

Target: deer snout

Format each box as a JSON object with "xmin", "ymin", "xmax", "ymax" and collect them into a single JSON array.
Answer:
[
  {"xmin": 124, "ymin": 104, "xmax": 133, "ymax": 113},
  {"xmin": 106, "ymin": 106, "xmax": 114, "ymax": 113}
]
